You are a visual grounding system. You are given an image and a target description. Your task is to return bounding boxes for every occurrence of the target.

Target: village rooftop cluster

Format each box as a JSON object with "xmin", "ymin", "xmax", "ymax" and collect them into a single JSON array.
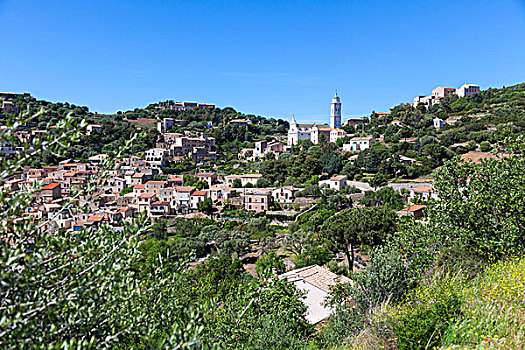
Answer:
[{"xmin": 0, "ymin": 90, "xmax": 452, "ymax": 236}]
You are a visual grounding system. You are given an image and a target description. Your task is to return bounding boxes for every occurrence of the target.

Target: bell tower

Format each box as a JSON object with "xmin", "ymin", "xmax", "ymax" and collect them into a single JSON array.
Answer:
[
  {"xmin": 287, "ymin": 115, "xmax": 299, "ymax": 146},
  {"xmin": 330, "ymin": 92, "xmax": 342, "ymax": 129}
]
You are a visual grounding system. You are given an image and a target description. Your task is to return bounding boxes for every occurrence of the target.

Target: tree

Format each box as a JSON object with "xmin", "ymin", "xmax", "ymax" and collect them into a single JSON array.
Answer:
[
  {"xmin": 120, "ymin": 186, "xmax": 133, "ymax": 196},
  {"xmin": 294, "ymin": 246, "xmax": 334, "ymax": 268},
  {"xmin": 319, "ymin": 152, "xmax": 342, "ymax": 175},
  {"xmin": 431, "ymin": 142, "xmax": 525, "ymax": 260},
  {"xmin": 256, "ymin": 251, "xmax": 285, "ymax": 277},
  {"xmin": 321, "ymin": 207, "xmax": 398, "ymax": 273},
  {"xmin": 265, "ymin": 151, "xmax": 275, "ymax": 160},
  {"xmin": 360, "ymin": 187, "xmax": 403, "ymax": 209},
  {"xmin": 195, "ymin": 180, "xmax": 209, "ymax": 190},
  {"xmin": 283, "ymin": 229, "xmax": 312, "ymax": 256},
  {"xmin": 197, "ymin": 197, "xmax": 213, "ymax": 215},
  {"xmin": 198, "ymin": 225, "xmax": 251, "ymax": 257},
  {"xmin": 333, "ymin": 247, "xmax": 411, "ymax": 313},
  {"xmin": 325, "ymin": 192, "xmax": 352, "ymax": 210},
  {"xmin": 256, "ymin": 177, "xmax": 272, "ymax": 188},
  {"xmin": 149, "ymin": 219, "xmax": 169, "ymax": 239},
  {"xmin": 480, "ymin": 140, "xmax": 491, "ymax": 152},
  {"xmin": 232, "ymin": 178, "xmax": 242, "ymax": 188},
  {"xmin": 342, "ymin": 161, "xmax": 361, "ymax": 180},
  {"xmin": 369, "ymin": 172, "xmax": 388, "ymax": 190}
]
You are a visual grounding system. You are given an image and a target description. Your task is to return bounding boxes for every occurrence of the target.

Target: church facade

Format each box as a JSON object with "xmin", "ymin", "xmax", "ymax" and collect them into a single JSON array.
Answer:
[{"xmin": 287, "ymin": 93, "xmax": 346, "ymax": 146}]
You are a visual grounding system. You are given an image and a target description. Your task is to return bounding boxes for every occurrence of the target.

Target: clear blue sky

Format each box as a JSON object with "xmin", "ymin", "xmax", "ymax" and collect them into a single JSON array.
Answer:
[{"xmin": 1, "ymin": 0, "xmax": 525, "ymax": 123}]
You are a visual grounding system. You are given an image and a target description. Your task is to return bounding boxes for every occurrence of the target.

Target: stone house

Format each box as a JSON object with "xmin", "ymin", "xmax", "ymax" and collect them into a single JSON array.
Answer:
[
  {"xmin": 244, "ymin": 189, "xmax": 272, "ymax": 213},
  {"xmin": 41, "ymin": 183, "xmax": 61, "ymax": 201}
]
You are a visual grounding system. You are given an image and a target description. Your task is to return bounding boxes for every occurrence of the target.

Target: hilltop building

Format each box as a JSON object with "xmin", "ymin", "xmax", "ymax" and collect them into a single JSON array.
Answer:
[
  {"xmin": 156, "ymin": 100, "xmax": 215, "ymax": 111},
  {"xmin": 287, "ymin": 93, "xmax": 346, "ymax": 146},
  {"xmin": 0, "ymin": 92, "xmax": 32, "ymax": 100},
  {"xmin": 456, "ymin": 83, "xmax": 481, "ymax": 98},
  {"xmin": 412, "ymin": 83, "xmax": 480, "ymax": 108}
]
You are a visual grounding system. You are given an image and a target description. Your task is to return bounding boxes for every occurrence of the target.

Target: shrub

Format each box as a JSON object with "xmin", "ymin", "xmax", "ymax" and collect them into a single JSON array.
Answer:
[
  {"xmin": 480, "ymin": 140, "xmax": 491, "ymax": 152},
  {"xmin": 256, "ymin": 252, "xmax": 285, "ymax": 278},
  {"xmin": 394, "ymin": 294, "xmax": 462, "ymax": 350},
  {"xmin": 294, "ymin": 246, "xmax": 334, "ymax": 268}
]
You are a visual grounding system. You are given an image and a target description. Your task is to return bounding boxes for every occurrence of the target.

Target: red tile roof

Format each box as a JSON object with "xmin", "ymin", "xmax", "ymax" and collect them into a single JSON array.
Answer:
[
  {"xmin": 411, "ymin": 186, "xmax": 432, "ymax": 193},
  {"xmin": 401, "ymin": 205, "xmax": 427, "ymax": 212},
  {"xmin": 42, "ymin": 183, "xmax": 60, "ymax": 190},
  {"xmin": 175, "ymin": 186, "xmax": 196, "ymax": 192},
  {"xmin": 279, "ymin": 265, "xmax": 352, "ymax": 292},
  {"xmin": 146, "ymin": 180, "xmax": 167, "ymax": 185},
  {"xmin": 151, "ymin": 201, "xmax": 170, "ymax": 205}
]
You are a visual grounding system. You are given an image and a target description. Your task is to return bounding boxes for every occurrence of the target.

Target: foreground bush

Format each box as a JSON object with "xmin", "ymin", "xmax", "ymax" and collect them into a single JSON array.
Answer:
[{"xmin": 350, "ymin": 255, "xmax": 525, "ymax": 350}]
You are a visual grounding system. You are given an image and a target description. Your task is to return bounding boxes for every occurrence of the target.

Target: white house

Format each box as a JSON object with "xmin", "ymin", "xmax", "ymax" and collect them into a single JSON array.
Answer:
[
  {"xmin": 190, "ymin": 190, "xmax": 208, "ymax": 210},
  {"xmin": 278, "ymin": 265, "xmax": 352, "ymax": 324},
  {"xmin": 86, "ymin": 124, "xmax": 102, "ymax": 135},
  {"xmin": 157, "ymin": 118, "xmax": 176, "ymax": 133},
  {"xmin": 173, "ymin": 186, "xmax": 196, "ymax": 208},
  {"xmin": 224, "ymin": 174, "xmax": 262, "ymax": 187},
  {"xmin": 271, "ymin": 186, "xmax": 299, "ymax": 205},
  {"xmin": 0, "ymin": 141, "xmax": 15, "ymax": 156},
  {"xmin": 329, "ymin": 129, "xmax": 347, "ymax": 143},
  {"xmin": 343, "ymin": 136, "xmax": 375, "ymax": 152},
  {"xmin": 413, "ymin": 83, "xmax": 480, "ymax": 107},
  {"xmin": 409, "ymin": 186, "xmax": 438, "ymax": 202},
  {"xmin": 456, "ymin": 83, "xmax": 480, "ymax": 98},
  {"xmin": 399, "ymin": 155, "xmax": 417, "ymax": 166},
  {"xmin": 412, "ymin": 95, "xmax": 439, "ymax": 108},
  {"xmin": 318, "ymin": 175, "xmax": 347, "ymax": 191},
  {"xmin": 433, "ymin": 117, "xmax": 444, "ymax": 129},
  {"xmin": 144, "ymin": 148, "xmax": 169, "ymax": 168}
]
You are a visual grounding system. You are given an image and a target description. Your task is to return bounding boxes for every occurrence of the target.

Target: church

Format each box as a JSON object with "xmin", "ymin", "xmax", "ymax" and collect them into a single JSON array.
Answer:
[{"xmin": 287, "ymin": 93, "xmax": 347, "ymax": 146}]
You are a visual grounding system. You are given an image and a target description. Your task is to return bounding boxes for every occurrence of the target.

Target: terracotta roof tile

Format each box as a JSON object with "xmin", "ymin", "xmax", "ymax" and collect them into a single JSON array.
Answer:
[
  {"xmin": 401, "ymin": 205, "xmax": 427, "ymax": 212},
  {"xmin": 278, "ymin": 265, "xmax": 352, "ymax": 292},
  {"xmin": 42, "ymin": 183, "xmax": 60, "ymax": 190}
]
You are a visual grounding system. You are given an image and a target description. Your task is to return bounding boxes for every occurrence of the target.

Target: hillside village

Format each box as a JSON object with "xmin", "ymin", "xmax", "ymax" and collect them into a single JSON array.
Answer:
[
  {"xmin": 2, "ymin": 82, "xmax": 525, "ymax": 348},
  {"xmin": 1, "ymin": 90, "xmax": 445, "ymax": 233},
  {"xmin": 1, "ymin": 82, "xmax": 522, "ymax": 235}
]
